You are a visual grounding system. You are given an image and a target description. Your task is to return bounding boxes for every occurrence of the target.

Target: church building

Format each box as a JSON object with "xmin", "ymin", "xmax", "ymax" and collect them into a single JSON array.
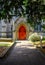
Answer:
[{"xmin": 0, "ymin": 16, "xmax": 45, "ymax": 41}]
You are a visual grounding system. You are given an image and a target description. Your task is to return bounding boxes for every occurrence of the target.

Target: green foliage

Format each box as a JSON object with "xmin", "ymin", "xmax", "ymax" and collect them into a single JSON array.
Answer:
[
  {"xmin": 42, "ymin": 25, "xmax": 45, "ymax": 32},
  {"xmin": 42, "ymin": 25, "xmax": 45, "ymax": 29},
  {"xmin": 0, "ymin": 0, "xmax": 45, "ymax": 24},
  {"xmin": 0, "ymin": 43, "xmax": 10, "ymax": 47},
  {"xmin": 23, "ymin": 0, "xmax": 28, "ymax": 6},
  {"xmin": 28, "ymin": 33, "xmax": 40, "ymax": 42},
  {"xmin": 0, "ymin": 0, "xmax": 24, "ymax": 19},
  {"xmin": 27, "ymin": 19, "xmax": 34, "ymax": 28},
  {"xmin": 42, "ymin": 36, "xmax": 45, "ymax": 40}
]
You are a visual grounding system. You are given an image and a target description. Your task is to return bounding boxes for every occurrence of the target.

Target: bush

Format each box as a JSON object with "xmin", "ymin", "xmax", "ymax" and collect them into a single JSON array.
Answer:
[
  {"xmin": 42, "ymin": 36, "xmax": 45, "ymax": 40},
  {"xmin": 28, "ymin": 33, "xmax": 40, "ymax": 42}
]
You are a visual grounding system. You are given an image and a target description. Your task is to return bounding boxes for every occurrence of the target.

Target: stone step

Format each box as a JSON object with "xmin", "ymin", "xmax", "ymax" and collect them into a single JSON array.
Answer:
[
  {"xmin": 16, "ymin": 40, "xmax": 33, "ymax": 45},
  {"xmin": 15, "ymin": 40, "xmax": 35, "ymax": 48}
]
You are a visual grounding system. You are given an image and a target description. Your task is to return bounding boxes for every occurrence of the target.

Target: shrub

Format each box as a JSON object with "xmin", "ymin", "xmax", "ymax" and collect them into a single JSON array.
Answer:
[
  {"xmin": 28, "ymin": 33, "xmax": 40, "ymax": 42},
  {"xmin": 42, "ymin": 36, "xmax": 45, "ymax": 40}
]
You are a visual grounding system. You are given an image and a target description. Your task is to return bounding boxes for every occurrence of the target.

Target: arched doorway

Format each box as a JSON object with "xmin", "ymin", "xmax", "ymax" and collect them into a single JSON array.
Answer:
[{"xmin": 18, "ymin": 26, "xmax": 26, "ymax": 40}]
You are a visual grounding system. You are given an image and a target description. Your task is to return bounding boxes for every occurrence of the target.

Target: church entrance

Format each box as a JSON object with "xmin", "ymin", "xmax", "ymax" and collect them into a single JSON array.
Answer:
[{"xmin": 18, "ymin": 26, "xmax": 26, "ymax": 40}]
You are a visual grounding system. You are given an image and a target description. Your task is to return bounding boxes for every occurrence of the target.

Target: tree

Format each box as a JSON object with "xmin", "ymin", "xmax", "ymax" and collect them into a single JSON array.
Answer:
[
  {"xmin": 0, "ymin": 0, "xmax": 24, "ymax": 18},
  {"xmin": 0, "ymin": 0, "xmax": 45, "ymax": 23}
]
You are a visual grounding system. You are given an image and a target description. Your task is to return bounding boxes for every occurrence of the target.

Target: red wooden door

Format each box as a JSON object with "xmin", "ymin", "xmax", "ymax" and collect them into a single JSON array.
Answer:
[{"xmin": 18, "ymin": 26, "xmax": 26, "ymax": 40}]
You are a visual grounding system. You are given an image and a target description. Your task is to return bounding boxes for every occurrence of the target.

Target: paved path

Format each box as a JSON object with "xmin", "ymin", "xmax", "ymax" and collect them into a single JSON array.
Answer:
[{"xmin": 0, "ymin": 41, "xmax": 45, "ymax": 65}]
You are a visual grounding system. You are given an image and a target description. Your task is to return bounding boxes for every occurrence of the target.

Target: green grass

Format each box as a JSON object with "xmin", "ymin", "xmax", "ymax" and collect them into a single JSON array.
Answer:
[
  {"xmin": 33, "ymin": 40, "xmax": 45, "ymax": 48},
  {"xmin": 34, "ymin": 40, "xmax": 45, "ymax": 44},
  {"xmin": 0, "ymin": 44, "xmax": 11, "ymax": 47},
  {"xmin": 0, "ymin": 42, "xmax": 13, "ymax": 47}
]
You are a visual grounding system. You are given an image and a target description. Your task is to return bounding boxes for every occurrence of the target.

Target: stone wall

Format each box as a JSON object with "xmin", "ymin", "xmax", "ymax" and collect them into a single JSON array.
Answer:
[{"xmin": 13, "ymin": 17, "xmax": 30, "ymax": 40}]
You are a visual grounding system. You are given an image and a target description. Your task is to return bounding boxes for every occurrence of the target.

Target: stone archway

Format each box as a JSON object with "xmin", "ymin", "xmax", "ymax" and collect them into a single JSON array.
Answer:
[
  {"xmin": 15, "ymin": 22, "xmax": 29, "ymax": 40},
  {"xmin": 18, "ymin": 25, "xmax": 26, "ymax": 40},
  {"xmin": 13, "ymin": 17, "xmax": 30, "ymax": 41}
]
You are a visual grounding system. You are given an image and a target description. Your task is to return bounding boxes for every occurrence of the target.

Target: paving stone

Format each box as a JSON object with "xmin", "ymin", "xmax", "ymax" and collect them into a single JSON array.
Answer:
[{"xmin": 0, "ymin": 41, "xmax": 45, "ymax": 65}]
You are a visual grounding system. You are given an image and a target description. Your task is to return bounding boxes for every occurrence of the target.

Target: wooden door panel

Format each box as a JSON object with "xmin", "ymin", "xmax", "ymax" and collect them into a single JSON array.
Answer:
[{"xmin": 18, "ymin": 26, "xmax": 26, "ymax": 40}]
